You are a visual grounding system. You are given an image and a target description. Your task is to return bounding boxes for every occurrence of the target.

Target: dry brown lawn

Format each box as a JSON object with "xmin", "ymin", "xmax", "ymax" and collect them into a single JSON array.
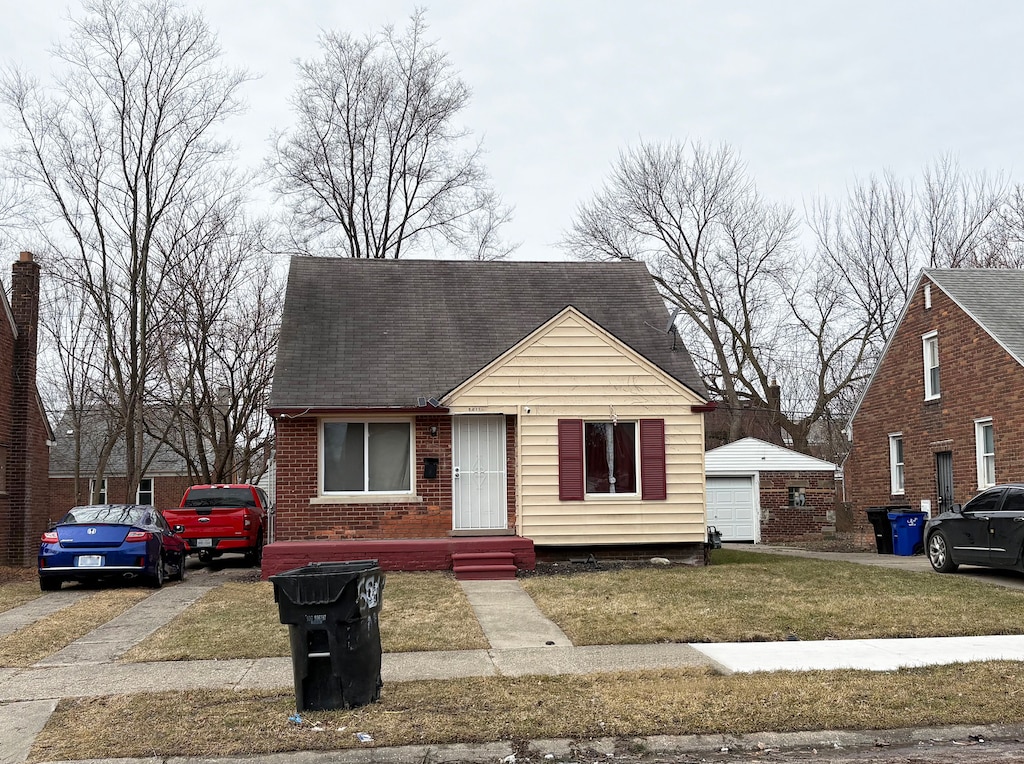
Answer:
[
  {"xmin": 123, "ymin": 571, "xmax": 488, "ymax": 661},
  {"xmin": 28, "ymin": 662, "xmax": 1024, "ymax": 762},
  {"xmin": 521, "ymin": 549, "xmax": 1024, "ymax": 644},
  {"xmin": 0, "ymin": 586, "xmax": 153, "ymax": 666}
]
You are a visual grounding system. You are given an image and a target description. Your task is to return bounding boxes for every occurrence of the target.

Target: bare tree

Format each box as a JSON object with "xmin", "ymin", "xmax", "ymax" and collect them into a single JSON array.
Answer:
[
  {"xmin": 810, "ymin": 156, "xmax": 1009, "ymax": 346},
  {"xmin": 1, "ymin": 0, "xmax": 250, "ymax": 500},
  {"xmin": 150, "ymin": 214, "xmax": 280, "ymax": 484},
  {"xmin": 269, "ymin": 9, "xmax": 515, "ymax": 259}
]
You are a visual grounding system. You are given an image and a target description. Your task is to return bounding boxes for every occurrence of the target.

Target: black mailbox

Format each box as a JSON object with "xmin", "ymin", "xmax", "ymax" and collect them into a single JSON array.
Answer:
[{"xmin": 423, "ymin": 457, "xmax": 439, "ymax": 479}]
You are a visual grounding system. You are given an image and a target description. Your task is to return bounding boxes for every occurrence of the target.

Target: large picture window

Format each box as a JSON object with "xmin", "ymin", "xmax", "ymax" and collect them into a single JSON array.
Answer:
[
  {"xmin": 584, "ymin": 422, "xmax": 637, "ymax": 495},
  {"xmin": 322, "ymin": 421, "xmax": 412, "ymax": 493}
]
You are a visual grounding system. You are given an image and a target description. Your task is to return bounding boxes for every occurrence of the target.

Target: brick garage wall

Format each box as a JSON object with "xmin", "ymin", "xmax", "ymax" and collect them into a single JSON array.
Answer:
[
  {"xmin": 845, "ymin": 279, "xmax": 1024, "ymax": 545},
  {"xmin": 759, "ymin": 470, "xmax": 837, "ymax": 542},
  {"xmin": 49, "ymin": 475, "xmax": 194, "ymax": 519},
  {"xmin": 273, "ymin": 415, "xmax": 518, "ymax": 541}
]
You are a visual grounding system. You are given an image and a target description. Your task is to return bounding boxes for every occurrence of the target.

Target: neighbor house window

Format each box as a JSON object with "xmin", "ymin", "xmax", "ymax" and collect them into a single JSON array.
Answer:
[
  {"xmin": 585, "ymin": 422, "xmax": 637, "ymax": 495},
  {"xmin": 975, "ymin": 418, "xmax": 995, "ymax": 489},
  {"xmin": 90, "ymin": 478, "xmax": 107, "ymax": 503},
  {"xmin": 137, "ymin": 477, "xmax": 154, "ymax": 505},
  {"xmin": 322, "ymin": 421, "xmax": 412, "ymax": 494},
  {"xmin": 922, "ymin": 332, "xmax": 940, "ymax": 399},
  {"xmin": 889, "ymin": 434, "xmax": 905, "ymax": 495},
  {"xmin": 557, "ymin": 419, "xmax": 666, "ymax": 501}
]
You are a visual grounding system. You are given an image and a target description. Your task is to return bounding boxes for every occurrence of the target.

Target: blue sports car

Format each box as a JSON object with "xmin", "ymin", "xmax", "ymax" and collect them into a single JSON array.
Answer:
[{"xmin": 38, "ymin": 504, "xmax": 188, "ymax": 591}]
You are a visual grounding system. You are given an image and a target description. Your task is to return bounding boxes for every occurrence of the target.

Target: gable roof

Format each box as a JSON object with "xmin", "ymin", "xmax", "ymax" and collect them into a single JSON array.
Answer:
[
  {"xmin": 705, "ymin": 437, "xmax": 839, "ymax": 473},
  {"xmin": 270, "ymin": 258, "xmax": 708, "ymax": 410},
  {"xmin": 846, "ymin": 267, "xmax": 1024, "ymax": 433},
  {"xmin": 925, "ymin": 268, "xmax": 1024, "ymax": 366}
]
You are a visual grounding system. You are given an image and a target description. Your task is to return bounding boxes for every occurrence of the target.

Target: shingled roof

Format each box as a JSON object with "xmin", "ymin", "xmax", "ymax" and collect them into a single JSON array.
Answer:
[
  {"xmin": 270, "ymin": 258, "xmax": 708, "ymax": 410},
  {"xmin": 49, "ymin": 408, "xmax": 191, "ymax": 478},
  {"xmin": 926, "ymin": 268, "xmax": 1024, "ymax": 365}
]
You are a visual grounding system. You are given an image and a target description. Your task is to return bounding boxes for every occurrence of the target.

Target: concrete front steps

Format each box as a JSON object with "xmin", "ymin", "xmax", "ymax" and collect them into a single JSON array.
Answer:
[{"xmin": 451, "ymin": 551, "xmax": 518, "ymax": 580}]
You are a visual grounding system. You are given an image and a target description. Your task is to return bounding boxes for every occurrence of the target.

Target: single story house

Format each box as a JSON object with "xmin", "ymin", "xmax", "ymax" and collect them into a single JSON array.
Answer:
[
  {"xmin": 48, "ymin": 406, "xmax": 194, "ymax": 517},
  {"xmin": 705, "ymin": 437, "xmax": 841, "ymax": 543},
  {"xmin": 264, "ymin": 258, "xmax": 712, "ymax": 578}
]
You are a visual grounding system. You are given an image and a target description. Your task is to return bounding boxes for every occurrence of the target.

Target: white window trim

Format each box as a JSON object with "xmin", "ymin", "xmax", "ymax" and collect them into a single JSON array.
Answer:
[
  {"xmin": 136, "ymin": 477, "xmax": 155, "ymax": 505},
  {"xmin": 922, "ymin": 331, "xmax": 940, "ymax": 400},
  {"xmin": 319, "ymin": 418, "xmax": 416, "ymax": 496},
  {"xmin": 975, "ymin": 417, "xmax": 995, "ymax": 490},
  {"xmin": 889, "ymin": 433, "xmax": 905, "ymax": 495},
  {"xmin": 584, "ymin": 420, "xmax": 640, "ymax": 499},
  {"xmin": 90, "ymin": 477, "xmax": 107, "ymax": 504},
  {"xmin": 924, "ymin": 283, "xmax": 932, "ymax": 310}
]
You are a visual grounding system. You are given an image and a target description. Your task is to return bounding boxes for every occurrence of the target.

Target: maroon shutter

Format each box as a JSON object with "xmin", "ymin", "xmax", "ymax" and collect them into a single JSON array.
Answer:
[
  {"xmin": 557, "ymin": 419, "xmax": 585, "ymax": 500},
  {"xmin": 640, "ymin": 418, "xmax": 667, "ymax": 500}
]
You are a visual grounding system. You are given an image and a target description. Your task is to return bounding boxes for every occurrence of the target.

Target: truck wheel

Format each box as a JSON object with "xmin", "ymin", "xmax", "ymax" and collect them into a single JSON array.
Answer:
[{"xmin": 245, "ymin": 533, "xmax": 264, "ymax": 567}]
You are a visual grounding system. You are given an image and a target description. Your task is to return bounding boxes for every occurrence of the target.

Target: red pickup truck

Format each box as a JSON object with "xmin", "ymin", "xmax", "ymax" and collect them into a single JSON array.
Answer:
[{"xmin": 164, "ymin": 484, "xmax": 270, "ymax": 566}]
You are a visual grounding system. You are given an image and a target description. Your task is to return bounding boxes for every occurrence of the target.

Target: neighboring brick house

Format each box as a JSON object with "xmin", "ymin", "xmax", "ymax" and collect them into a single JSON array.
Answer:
[
  {"xmin": 844, "ymin": 268, "xmax": 1024, "ymax": 544},
  {"xmin": 265, "ymin": 258, "xmax": 712, "ymax": 577},
  {"xmin": 704, "ymin": 437, "xmax": 840, "ymax": 543},
  {"xmin": 49, "ymin": 407, "xmax": 194, "ymax": 517},
  {"xmin": 0, "ymin": 252, "xmax": 53, "ymax": 566}
]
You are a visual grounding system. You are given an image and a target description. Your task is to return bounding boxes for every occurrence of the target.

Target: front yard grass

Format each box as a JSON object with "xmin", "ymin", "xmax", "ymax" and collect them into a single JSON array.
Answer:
[
  {"xmin": 123, "ymin": 572, "xmax": 489, "ymax": 662},
  {"xmin": 29, "ymin": 661, "xmax": 1024, "ymax": 761},
  {"xmin": 520, "ymin": 549, "xmax": 1024, "ymax": 644},
  {"xmin": 121, "ymin": 550, "xmax": 1024, "ymax": 662}
]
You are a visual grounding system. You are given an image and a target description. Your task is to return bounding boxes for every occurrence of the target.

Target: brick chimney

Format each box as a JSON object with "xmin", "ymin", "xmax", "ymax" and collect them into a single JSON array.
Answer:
[
  {"xmin": 12, "ymin": 251, "xmax": 41, "ymax": 386},
  {"xmin": 5, "ymin": 251, "xmax": 43, "ymax": 565}
]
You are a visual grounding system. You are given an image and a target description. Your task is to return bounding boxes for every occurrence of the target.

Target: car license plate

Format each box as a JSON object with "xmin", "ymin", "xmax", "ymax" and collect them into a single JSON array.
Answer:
[
  {"xmin": 197, "ymin": 539, "xmax": 213, "ymax": 548},
  {"xmin": 77, "ymin": 555, "xmax": 103, "ymax": 567}
]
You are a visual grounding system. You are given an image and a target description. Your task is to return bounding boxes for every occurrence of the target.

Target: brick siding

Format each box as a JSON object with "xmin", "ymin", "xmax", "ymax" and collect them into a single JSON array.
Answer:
[
  {"xmin": 48, "ymin": 475, "xmax": 194, "ymax": 520},
  {"xmin": 845, "ymin": 279, "xmax": 1024, "ymax": 544},
  {"xmin": 758, "ymin": 470, "xmax": 838, "ymax": 542},
  {"xmin": 0, "ymin": 254, "xmax": 51, "ymax": 566},
  {"xmin": 274, "ymin": 414, "xmax": 517, "ymax": 541}
]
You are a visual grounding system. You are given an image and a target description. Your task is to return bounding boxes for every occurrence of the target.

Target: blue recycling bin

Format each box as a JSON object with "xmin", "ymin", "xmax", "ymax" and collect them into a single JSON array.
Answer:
[{"xmin": 888, "ymin": 511, "xmax": 928, "ymax": 556}]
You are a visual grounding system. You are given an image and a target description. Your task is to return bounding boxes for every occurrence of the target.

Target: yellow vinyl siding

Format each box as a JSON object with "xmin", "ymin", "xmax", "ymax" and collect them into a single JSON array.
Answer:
[{"xmin": 446, "ymin": 309, "xmax": 706, "ymax": 546}]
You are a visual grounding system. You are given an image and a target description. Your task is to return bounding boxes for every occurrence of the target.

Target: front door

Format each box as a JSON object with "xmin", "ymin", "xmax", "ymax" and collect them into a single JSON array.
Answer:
[
  {"xmin": 935, "ymin": 451, "xmax": 954, "ymax": 515},
  {"xmin": 452, "ymin": 415, "xmax": 507, "ymax": 531}
]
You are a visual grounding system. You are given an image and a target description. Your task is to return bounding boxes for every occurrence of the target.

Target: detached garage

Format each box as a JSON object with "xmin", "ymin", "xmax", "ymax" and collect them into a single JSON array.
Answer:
[{"xmin": 705, "ymin": 438, "xmax": 841, "ymax": 543}]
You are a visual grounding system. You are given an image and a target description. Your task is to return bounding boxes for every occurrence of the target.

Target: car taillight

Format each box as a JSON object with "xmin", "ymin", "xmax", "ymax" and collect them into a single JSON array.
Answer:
[
  {"xmin": 41, "ymin": 531, "xmax": 59, "ymax": 544},
  {"xmin": 126, "ymin": 530, "xmax": 153, "ymax": 542},
  {"xmin": 244, "ymin": 517, "xmax": 252, "ymax": 528}
]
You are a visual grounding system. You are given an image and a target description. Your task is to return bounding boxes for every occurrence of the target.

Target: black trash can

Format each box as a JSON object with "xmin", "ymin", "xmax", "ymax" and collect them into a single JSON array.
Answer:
[
  {"xmin": 270, "ymin": 560, "xmax": 386, "ymax": 711},
  {"xmin": 866, "ymin": 507, "xmax": 895, "ymax": 554}
]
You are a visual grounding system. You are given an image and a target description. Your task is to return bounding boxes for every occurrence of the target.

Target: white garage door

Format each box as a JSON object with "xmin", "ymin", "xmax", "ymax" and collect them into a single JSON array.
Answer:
[{"xmin": 706, "ymin": 476, "xmax": 756, "ymax": 542}]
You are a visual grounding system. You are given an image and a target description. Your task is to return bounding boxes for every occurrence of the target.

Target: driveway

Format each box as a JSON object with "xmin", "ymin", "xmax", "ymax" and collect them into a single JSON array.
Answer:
[{"xmin": 729, "ymin": 543, "xmax": 1024, "ymax": 592}]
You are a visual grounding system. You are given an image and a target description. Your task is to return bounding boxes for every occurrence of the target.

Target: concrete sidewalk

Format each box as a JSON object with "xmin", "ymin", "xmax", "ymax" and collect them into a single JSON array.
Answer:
[{"xmin": 4, "ymin": 549, "xmax": 1024, "ymax": 763}]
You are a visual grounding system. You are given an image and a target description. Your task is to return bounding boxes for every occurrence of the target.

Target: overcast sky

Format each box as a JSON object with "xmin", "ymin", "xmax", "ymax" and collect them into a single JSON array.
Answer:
[{"xmin": 3, "ymin": 1, "xmax": 1023, "ymax": 261}]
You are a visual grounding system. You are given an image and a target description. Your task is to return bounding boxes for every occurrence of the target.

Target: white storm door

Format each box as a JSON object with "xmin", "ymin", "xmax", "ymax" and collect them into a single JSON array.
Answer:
[
  {"xmin": 706, "ymin": 476, "xmax": 756, "ymax": 541},
  {"xmin": 452, "ymin": 415, "xmax": 507, "ymax": 530}
]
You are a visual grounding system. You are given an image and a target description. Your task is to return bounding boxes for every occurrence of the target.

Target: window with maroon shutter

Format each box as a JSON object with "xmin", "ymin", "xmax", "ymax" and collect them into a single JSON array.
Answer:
[
  {"xmin": 557, "ymin": 419, "xmax": 585, "ymax": 500},
  {"xmin": 640, "ymin": 418, "xmax": 667, "ymax": 500}
]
